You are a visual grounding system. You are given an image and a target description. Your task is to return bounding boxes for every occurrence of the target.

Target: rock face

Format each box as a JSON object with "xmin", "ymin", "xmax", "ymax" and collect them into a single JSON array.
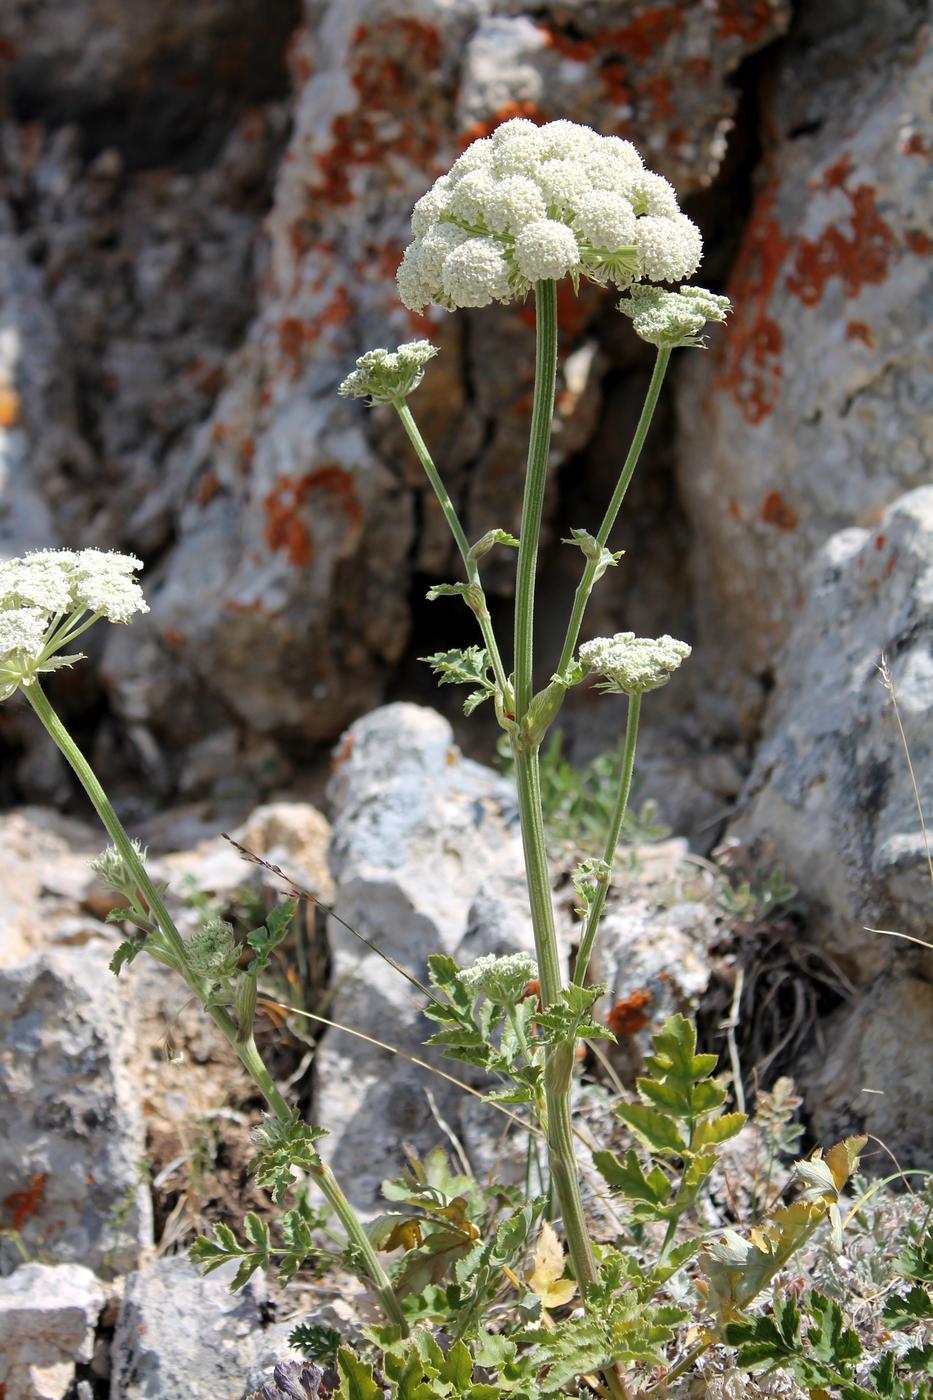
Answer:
[
  {"xmin": 0, "ymin": 949, "xmax": 153, "ymax": 1276},
  {"xmin": 677, "ymin": 1, "xmax": 932, "ymax": 720},
  {"xmin": 732, "ymin": 487, "xmax": 933, "ymax": 984},
  {"xmin": 2, "ymin": 0, "xmax": 789, "ymax": 793},
  {"xmin": 802, "ymin": 975, "xmax": 933, "ymax": 1170},
  {"xmin": 110, "ymin": 1256, "xmax": 295, "ymax": 1399},
  {"xmin": 317, "ymin": 702, "xmax": 535, "ymax": 1208},
  {"xmin": 0, "ymin": 1262, "xmax": 105, "ymax": 1400}
]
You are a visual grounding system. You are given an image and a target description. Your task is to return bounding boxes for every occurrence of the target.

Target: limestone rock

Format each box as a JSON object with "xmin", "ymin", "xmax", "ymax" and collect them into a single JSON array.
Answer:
[
  {"xmin": 0, "ymin": 1262, "xmax": 105, "ymax": 1400},
  {"xmin": 81, "ymin": 0, "xmax": 787, "ymax": 763},
  {"xmin": 317, "ymin": 702, "xmax": 534, "ymax": 1208},
  {"xmin": 0, "ymin": 950, "xmax": 152, "ymax": 1275},
  {"xmin": 110, "ymin": 1256, "xmax": 289, "ymax": 1399},
  {"xmin": 0, "ymin": 808, "xmax": 107, "ymax": 966},
  {"xmin": 677, "ymin": 3, "xmax": 932, "ymax": 720},
  {"xmin": 801, "ymin": 975, "xmax": 933, "ymax": 1167},
  {"xmin": 731, "ymin": 486, "xmax": 933, "ymax": 983}
]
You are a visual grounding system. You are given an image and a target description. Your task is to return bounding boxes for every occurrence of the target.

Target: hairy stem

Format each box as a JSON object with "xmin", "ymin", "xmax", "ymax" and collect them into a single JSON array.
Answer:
[
  {"xmin": 24, "ymin": 682, "xmax": 406, "ymax": 1334},
  {"xmin": 573, "ymin": 692, "xmax": 642, "ymax": 985},
  {"xmin": 557, "ymin": 347, "xmax": 671, "ymax": 678},
  {"xmin": 514, "ymin": 279, "xmax": 558, "ymax": 719},
  {"xmin": 395, "ymin": 400, "xmax": 510, "ymax": 702}
]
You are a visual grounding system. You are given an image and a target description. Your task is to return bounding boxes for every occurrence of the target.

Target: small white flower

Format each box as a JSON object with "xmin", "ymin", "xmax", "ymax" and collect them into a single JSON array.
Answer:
[
  {"xmin": 579, "ymin": 632, "xmax": 691, "ymax": 695},
  {"xmin": 397, "ymin": 117, "xmax": 712, "ymax": 319},
  {"xmin": 338, "ymin": 340, "xmax": 438, "ymax": 405},
  {"xmin": 618, "ymin": 284, "xmax": 731, "ymax": 348},
  {"xmin": 0, "ymin": 549, "xmax": 148, "ymax": 702},
  {"xmin": 484, "ymin": 174, "xmax": 547, "ymax": 234},
  {"xmin": 411, "ymin": 180, "xmax": 452, "ymax": 237},
  {"xmin": 441, "ymin": 237, "xmax": 513, "ymax": 308},
  {"xmin": 448, "ymin": 167, "xmax": 498, "ymax": 223},
  {"xmin": 458, "ymin": 951, "xmax": 538, "ymax": 1006},
  {"xmin": 448, "ymin": 136, "xmax": 495, "ymax": 181},
  {"xmin": 0, "ymin": 607, "xmax": 50, "ymax": 658},
  {"xmin": 630, "ymin": 171, "xmax": 680, "ymax": 218},
  {"xmin": 634, "ymin": 214, "xmax": 703, "ymax": 282},
  {"xmin": 513, "ymin": 218, "xmax": 580, "ymax": 282},
  {"xmin": 571, "ymin": 189, "xmax": 638, "ymax": 250},
  {"xmin": 534, "ymin": 158, "xmax": 592, "ymax": 212}
]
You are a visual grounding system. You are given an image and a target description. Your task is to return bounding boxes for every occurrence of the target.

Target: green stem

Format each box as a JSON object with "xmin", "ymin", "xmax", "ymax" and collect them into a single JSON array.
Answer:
[
  {"xmin": 644, "ymin": 1338, "xmax": 711, "ymax": 1395},
  {"xmin": 573, "ymin": 693, "xmax": 642, "ymax": 985},
  {"xmin": 557, "ymin": 347, "xmax": 671, "ymax": 678},
  {"xmin": 395, "ymin": 400, "xmax": 510, "ymax": 703},
  {"xmin": 514, "ymin": 279, "xmax": 558, "ymax": 719},
  {"xmin": 23, "ymin": 682, "xmax": 406, "ymax": 1335},
  {"xmin": 24, "ymin": 682, "xmax": 189, "ymax": 968}
]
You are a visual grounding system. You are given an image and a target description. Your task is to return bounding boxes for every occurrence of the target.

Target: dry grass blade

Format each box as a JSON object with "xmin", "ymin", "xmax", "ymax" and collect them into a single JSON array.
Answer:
[
  {"xmin": 259, "ymin": 995, "xmax": 545, "ymax": 1139},
  {"xmin": 222, "ymin": 832, "xmax": 441, "ymax": 1004},
  {"xmin": 877, "ymin": 651, "xmax": 933, "ymax": 885}
]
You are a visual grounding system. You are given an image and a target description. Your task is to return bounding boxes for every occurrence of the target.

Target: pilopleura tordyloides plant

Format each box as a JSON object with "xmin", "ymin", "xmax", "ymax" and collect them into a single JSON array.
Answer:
[{"xmin": 396, "ymin": 117, "xmax": 708, "ymax": 315}]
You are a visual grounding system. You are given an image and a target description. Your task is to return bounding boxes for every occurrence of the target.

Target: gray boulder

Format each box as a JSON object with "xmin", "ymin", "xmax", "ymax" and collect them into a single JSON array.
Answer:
[
  {"xmin": 677, "ymin": 1, "xmax": 932, "ymax": 724},
  {"xmin": 0, "ymin": 1262, "xmax": 105, "ymax": 1400},
  {"xmin": 317, "ymin": 702, "xmax": 535, "ymax": 1208},
  {"xmin": 0, "ymin": 949, "xmax": 153, "ymax": 1275},
  {"xmin": 110, "ymin": 1256, "xmax": 294, "ymax": 1399},
  {"xmin": 732, "ymin": 486, "xmax": 933, "ymax": 984}
]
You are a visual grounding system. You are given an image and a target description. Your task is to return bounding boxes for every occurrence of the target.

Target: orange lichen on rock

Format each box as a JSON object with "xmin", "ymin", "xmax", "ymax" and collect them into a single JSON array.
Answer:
[
  {"xmin": 714, "ymin": 184, "xmax": 790, "ymax": 425},
  {"xmin": 607, "ymin": 988, "xmax": 653, "ymax": 1038},
  {"xmin": 786, "ymin": 168, "xmax": 897, "ymax": 306},
  {"xmin": 312, "ymin": 20, "xmax": 443, "ymax": 208},
  {"xmin": 846, "ymin": 320, "xmax": 874, "ymax": 347},
  {"xmin": 761, "ymin": 490, "xmax": 799, "ymax": 530},
  {"xmin": 265, "ymin": 465, "xmax": 364, "ymax": 568},
  {"xmin": 715, "ymin": 0, "xmax": 777, "ymax": 44},
  {"xmin": 3, "ymin": 1173, "xmax": 47, "ymax": 1231},
  {"xmin": 0, "ymin": 387, "xmax": 21, "ymax": 428},
  {"xmin": 458, "ymin": 102, "xmax": 547, "ymax": 147}
]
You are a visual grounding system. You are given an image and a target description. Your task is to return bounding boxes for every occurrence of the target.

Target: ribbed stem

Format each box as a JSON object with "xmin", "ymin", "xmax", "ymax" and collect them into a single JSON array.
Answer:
[
  {"xmin": 573, "ymin": 692, "xmax": 642, "ymax": 985},
  {"xmin": 557, "ymin": 347, "xmax": 671, "ymax": 677},
  {"xmin": 514, "ymin": 279, "xmax": 558, "ymax": 719},
  {"xmin": 23, "ymin": 682, "xmax": 406, "ymax": 1334},
  {"xmin": 395, "ymin": 400, "xmax": 510, "ymax": 701}
]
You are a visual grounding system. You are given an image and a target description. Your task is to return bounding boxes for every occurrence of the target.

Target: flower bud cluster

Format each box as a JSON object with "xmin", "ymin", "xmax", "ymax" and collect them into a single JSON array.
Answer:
[
  {"xmin": 338, "ymin": 340, "xmax": 438, "ymax": 405},
  {"xmin": 579, "ymin": 632, "xmax": 691, "ymax": 695},
  {"xmin": 398, "ymin": 118, "xmax": 704, "ymax": 313},
  {"xmin": 185, "ymin": 917, "xmax": 241, "ymax": 980},
  {"xmin": 0, "ymin": 549, "xmax": 148, "ymax": 701},
  {"xmin": 458, "ymin": 951, "xmax": 539, "ymax": 1006},
  {"xmin": 617, "ymin": 284, "xmax": 731, "ymax": 348}
]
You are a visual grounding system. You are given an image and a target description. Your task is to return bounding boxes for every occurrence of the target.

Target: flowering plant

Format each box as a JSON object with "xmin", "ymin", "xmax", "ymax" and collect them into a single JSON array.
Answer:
[{"xmin": 2, "ymin": 117, "xmax": 904, "ymax": 1400}]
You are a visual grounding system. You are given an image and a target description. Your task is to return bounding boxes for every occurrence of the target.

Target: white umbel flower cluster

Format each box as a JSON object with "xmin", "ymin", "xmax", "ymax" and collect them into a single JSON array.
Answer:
[
  {"xmin": 338, "ymin": 340, "xmax": 438, "ymax": 404},
  {"xmin": 0, "ymin": 549, "xmax": 148, "ymax": 701},
  {"xmin": 457, "ymin": 951, "xmax": 539, "ymax": 1006},
  {"xmin": 398, "ymin": 118, "xmax": 704, "ymax": 313},
  {"xmin": 579, "ymin": 632, "xmax": 691, "ymax": 695},
  {"xmin": 618, "ymin": 284, "xmax": 732, "ymax": 348}
]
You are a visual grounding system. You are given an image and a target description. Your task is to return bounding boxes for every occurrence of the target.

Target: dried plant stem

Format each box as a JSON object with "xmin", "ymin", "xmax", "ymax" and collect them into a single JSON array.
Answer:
[{"xmin": 24, "ymin": 682, "xmax": 406, "ymax": 1335}]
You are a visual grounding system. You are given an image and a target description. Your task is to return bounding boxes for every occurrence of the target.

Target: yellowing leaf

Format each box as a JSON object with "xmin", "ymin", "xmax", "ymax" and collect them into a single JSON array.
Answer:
[
  {"xmin": 527, "ymin": 1220, "xmax": 578, "ymax": 1308},
  {"xmin": 384, "ymin": 1219, "xmax": 424, "ymax": 1252},
  {"xmin": 825, "ymin": 1136, "xmax": 866, "ymax": 1191}
]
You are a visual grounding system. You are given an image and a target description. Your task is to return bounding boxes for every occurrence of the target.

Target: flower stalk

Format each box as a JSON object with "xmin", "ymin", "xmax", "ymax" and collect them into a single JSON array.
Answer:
[{"xmin": 22, "ymin": 679, "xmax": 406, "ymax": 1335}]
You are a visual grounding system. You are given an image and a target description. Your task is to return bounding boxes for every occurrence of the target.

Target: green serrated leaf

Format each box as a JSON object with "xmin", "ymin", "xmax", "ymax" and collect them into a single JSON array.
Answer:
[
  {"xmin": 335, "ymin": 1347, "xmax": 384, "ymax": 1400},
  {"xmin": 109, "ymin": 940, "xmax": 142, "ymax": 975},
  {"xmin": 592, "ymin": 1149, "xmax": 673, "ymax": 1206},
  {"xmin": 694, "ymin": 1112, "xmax": 748, "ymax": 1149},
  {"xmin": 613, "ymin": 1102, "xmax": 685, "ymax": 1154}
]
